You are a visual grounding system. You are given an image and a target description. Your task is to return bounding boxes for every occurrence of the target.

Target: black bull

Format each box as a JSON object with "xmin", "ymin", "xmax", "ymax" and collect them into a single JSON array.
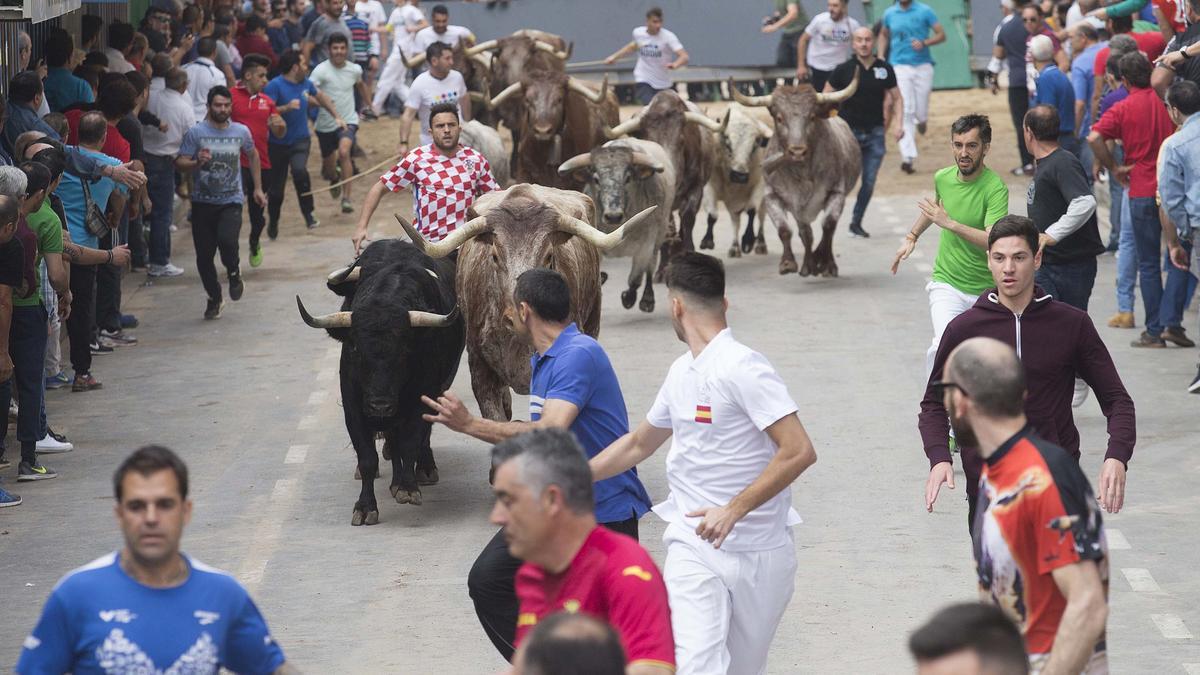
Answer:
[{"xmin": 297, "ymin": 240, "xmax": 465, "ymax": 526}]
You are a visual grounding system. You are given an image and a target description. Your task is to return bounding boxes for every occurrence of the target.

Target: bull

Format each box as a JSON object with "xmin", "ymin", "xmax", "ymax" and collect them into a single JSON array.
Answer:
[
  {"xmin": 297, "ymin": 240, "xmax": 464, "ymax": 526},
  {"xmin": 459, "ymin": 119, "xmax": 511, "ymax": 187},
  {"xmin": 700, "ymin": 104, "xmax": 772, "ymax": 258},
  {"xmin": 731, "ymin": 75, "xmax": 860, "ymax": 277},
  {"xmin": 558, "ymin": 138, "xmax": 675, "ymax": 312},
  {"xmin": 396, "ymin": 184, "xmax": 655, "ymax": 421}
]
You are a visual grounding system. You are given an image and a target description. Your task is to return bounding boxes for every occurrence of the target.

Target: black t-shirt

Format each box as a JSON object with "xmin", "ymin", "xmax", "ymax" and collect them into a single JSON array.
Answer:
[
  {"xmin": 828, "ymin": 57, "xmax": 897, "ymax": 133},
  {"xmin": 0, "ymin": 237, "xmax": 27, "ymax": 290},
  {"xmin": 117, "ymin": 115, "xmax": 145, "ymax": 163},
  {"xmin": 1026, "ymin": 148, "xmax": 1105, "ymax": 264},
  {"xmin": 1170, "ymin": 23, "xmax": 1200, "ymax": 85}
]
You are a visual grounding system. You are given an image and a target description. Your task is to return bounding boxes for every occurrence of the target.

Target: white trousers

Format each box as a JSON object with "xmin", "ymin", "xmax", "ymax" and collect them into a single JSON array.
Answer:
[
  {"xmin": 894, "ymin": 63, "xmax": 934, "ymax": 162},
  {"xmin": 372, "ymin": 55, "xmax": 411, "ymax": 112},
  {"xmin": 926, "ymin": 280, "xmax": 978, "ymax": 379},
  {"xmin": 663, "ymin": 523, "xmax": 797, "ymax": 675}
]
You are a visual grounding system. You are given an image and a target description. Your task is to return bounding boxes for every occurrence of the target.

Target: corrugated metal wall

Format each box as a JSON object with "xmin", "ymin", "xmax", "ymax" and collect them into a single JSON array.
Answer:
[{"xmin": 0, "ymin": 14, "xmax": 80, "ymax": 98}]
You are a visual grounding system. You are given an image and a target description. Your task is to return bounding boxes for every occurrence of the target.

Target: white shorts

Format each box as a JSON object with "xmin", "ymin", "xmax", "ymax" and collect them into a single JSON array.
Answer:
[
  {"xmin": 662, "ymin": 522, "xmax": 797, "ymax": 675},
  {"xmin": 925, "ymin": 280, "xmax": 979, "ymax": 379}
]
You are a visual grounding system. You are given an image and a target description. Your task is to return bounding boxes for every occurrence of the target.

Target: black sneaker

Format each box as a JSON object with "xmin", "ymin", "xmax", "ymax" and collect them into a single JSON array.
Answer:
[
  {"xmin": 204, "ymin": 297, "xmax": 225, "ymax": 320},
  {"xmin": 228, "ymin": 272, "xmax": 244, "ymax": 301},
  {"xmin": 849, "ymin": 222, "xmax": 870, "ymax": 238},
  {"xmin": 90, "ymin": 340, "xmax": 114, "ymax": 355},
  {"xmin": 901, "ymin": 161, "xmax": 915, "ymax": 175},
  {"xmin": 1189, "ymin": 366, "xmax": 1200, "ymax": 394},
  {"xmin": 267, "ymin": 219, "xmax": 279, "ymax": 240},
  {"xmin": 18, "ymin": 461, "xmax": 58, "ymax": 481}
]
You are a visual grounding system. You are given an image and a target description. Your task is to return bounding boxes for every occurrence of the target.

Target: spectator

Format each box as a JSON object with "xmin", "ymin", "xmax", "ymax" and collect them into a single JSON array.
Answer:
[
  {"xmin": 1090, "ymin": 13, "xmax": 1167, "ymax": 111},
  {"xmin": 144, "ymin": 67, "xmax": 193, "ymax": 278},
  {"xmin": 343, "ymin": 7, "xmax": 374, "ymax": 117},
  {"xmin": 237, "ymin": 15, "xmax": 279, "ymax": 70},
  {"xmin": 395, "ymin": 42, "xmax": 469, "ymax": 155},
  {"xmin": 265, "ymin": 50, "xmax": 336, "ymax": 234},
  {"xmin": 604, "ymin": 8, "xmax": 688, "ymax": 106},
  {"xmin": 302, "ymin": 0, "xmax": 353, "ymax": 66},
  {"xmin": 878, "ymin": 0, "xmax": 946, "ymax": 174},
  {"xmin": 105, "ymin": 23, "xmax": 138, "ymax": 74},
  {"xmin": 1068, "ymin": 23, "xmax": 1104, "ymax": 173},
  {"xmin": 140, "ymin": 6, "xmax": 174, "ymax": 54},
  {"xmin": 515, "ymin": 613, "xmax": 627, "ymax": 675},
  {"xmin": 80, "ymin": 14, "xmax": 104, "ymax": 53},
  {"xmin": 82, "ymin": 51, "xmax": 110, "ymax": 72},
  {"xmin": 1158, "ymin": 80, "xmax": 1200, "ymax": 391},
  {"xmin": 373, "ymin": 0, "xmax": 427, "ymax": 116},
  {"xmin": 1151, "ymin": 0, "xmax": 1200, "ymax": 96},
  {"xmin": 762, "ymin": 0, "xmax": 809, "ymax": 70},
  {"xmin": 412, "ymin": 3, "xmax": 475, "ymax": 52},
  {"xmin": 992, "ymin": 1, "xmax": 1056, "ymax": 175},
  {"xmin": 2, "ymin": 72, "xmax": 61, "ymax": 158},
  {"xmin": 0, "ymin": 193, "xmax": 26, "ymax": 495},
  {"xmin": 231, "ymin": 54, "xmax": 286, "ymax": 267},
  {"xmin": 796, "ymin": 0, "xmax": 860, "ymax": 93},
  {"xmin": 908, "ymin": 603, "xmax": 1029, "ymax": 675},
  {"xmin": 128, "ymin": 33, "xmax": 150, "ymax": 74},
  {"xmin": 282, "ymin": 0, "xmax": 310, "ymax": 53},
  {"xmin": 41, "ymin": 113, "xmax": 68, "ymax": 140},
  {"xmin": 184, "ymin": 37, "xmax": 228, "ymax": 122},
  {"xmin": 1030, "ymin": 34, "xmax": 1080, "ymax": 155},
  {"xmin": 17, "ymin": 32, "xmax": 50, "ymax": 117}
]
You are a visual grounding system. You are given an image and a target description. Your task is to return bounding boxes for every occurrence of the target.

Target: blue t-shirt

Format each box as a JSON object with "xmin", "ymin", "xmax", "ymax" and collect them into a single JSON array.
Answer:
[
  {"xmin": 16, "ymin": 552, "xmax": 286, "ymax": 675},
  {"xmin": 56, "ymin": 148, "xmax": 125, "ymax": 249},
  {"xmin": 179, "ymin": 121, "xmax": 256, "ymax": 205},
  {"xmin": 44, "ymin": 67, "xmax": 95, "ymax": 113},
  {"xmin": 529, "ymin": 323, "xmax": 652, "ymax": 523},
  {"xmin": 1071, "ymin": 43, "xmax": 1105, "ymax": 134},
  {"xmin": 1033, "ymin": 65, "xmax": 1076, "ymax": 134},
  {"xmin": 882, "ymin": 1, "xmax": 939, "ymax": 66},
  {"xmin": 264, "ymin": 76, "xmax": 319, "ymax": 146}
]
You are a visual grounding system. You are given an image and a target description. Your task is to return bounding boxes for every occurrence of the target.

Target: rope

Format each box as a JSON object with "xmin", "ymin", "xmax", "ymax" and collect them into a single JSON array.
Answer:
[{"xmin": 301, "ymin": 152, "xmax": 405, "ymax": 197}]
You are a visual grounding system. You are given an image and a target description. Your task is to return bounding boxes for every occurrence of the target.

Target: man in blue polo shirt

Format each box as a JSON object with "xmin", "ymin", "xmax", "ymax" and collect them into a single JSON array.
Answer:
[
  {"xmin": 421, "ymin": 267, "xmax": 652, "ymax": 663},
  {"xmin": 1031, "ymin": 34, "xmax": 1079, "ymax": 156}
]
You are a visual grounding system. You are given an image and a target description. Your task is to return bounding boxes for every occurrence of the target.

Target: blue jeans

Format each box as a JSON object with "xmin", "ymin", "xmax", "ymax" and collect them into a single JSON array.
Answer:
[
  {"xmin": 851, "ymin": 126, "xmax": 886, "ymax": 226},
  {"xmin": 1129, "ymin": 196, "xmax": 1164, "ymax": 335},
  {"xmin": 1116, "ymin": 188, "xmax": 1136, "ymax": 313},
  {"xmin": 1161, "ymin": 237, "xmax": 1197, "ymax": 329},
  {"xmin": 146, "ymin": 153, "xmax": 176, "ymax": 266},
  {"xmin": 0, "ymin": 305, "xmax": 49, "ymax": 465},
  {"xmin": 1036, "ymin": 257, "xmax": 1098, "ymax": 311},
  {"xmin": 1106, "ymin": 146, "xmax": 1124, "ymax": 248},
  {"xmin": 635, "ymin": 82, "xmax": 668, "ymax": 105}
]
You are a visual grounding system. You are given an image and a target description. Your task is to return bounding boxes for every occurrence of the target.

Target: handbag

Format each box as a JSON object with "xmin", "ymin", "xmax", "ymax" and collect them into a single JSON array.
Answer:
[{"xmin": 79, "ymin": 176, "xmax": 111, "ymax": 239}]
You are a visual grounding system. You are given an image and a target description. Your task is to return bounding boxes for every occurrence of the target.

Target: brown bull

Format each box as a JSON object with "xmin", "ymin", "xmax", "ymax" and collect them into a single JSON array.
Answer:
[
  {"xmin": 731, "ymin": 75, "xmax": 860, "ymax": 277},
  {"xmin": 397, "ymin": 184, "xmax": 656, "ymax": 421}
]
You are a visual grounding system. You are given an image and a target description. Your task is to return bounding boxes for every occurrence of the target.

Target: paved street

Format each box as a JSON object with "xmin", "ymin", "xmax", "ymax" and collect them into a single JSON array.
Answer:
[{"xmin": 1, "ymin": 176, "xmax": 1198, "ymax": 672}]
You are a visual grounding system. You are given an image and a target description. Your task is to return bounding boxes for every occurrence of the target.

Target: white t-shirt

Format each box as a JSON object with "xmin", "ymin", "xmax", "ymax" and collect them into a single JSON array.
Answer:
[
  {"xmin": 646, "ymin": 329, "xmax": 802, "ymax": 552},
  {"xmin": 405, "ymin": 70, "xmax": 467, "ymax": 145},
  {"xmin": 310, "ymin": 59, "xmax": 363, "ymax": 132},
  {"xmin": 804, "ymin": 12, "xmax": 862, "ymax": 71},
  {"xmin": 414, "ymin": 24, "xmax": 474, "ymax": 52},
  {"xmin": 632, "ymin": 26, "xmax": 684, "ymax": 90},
  {"xmin": 355, "ymin": 0, "xmax": 388, "ymax": 56},
  {"xmin": 388, "ymin": 3, "xmax": 426, "ymax": 58}
]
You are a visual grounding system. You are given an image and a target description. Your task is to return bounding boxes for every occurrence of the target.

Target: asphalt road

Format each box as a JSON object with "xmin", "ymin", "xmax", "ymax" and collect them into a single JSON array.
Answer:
[{"xmin": 1, "ymin": 178, "xmax": 1198, "ymax": 673}]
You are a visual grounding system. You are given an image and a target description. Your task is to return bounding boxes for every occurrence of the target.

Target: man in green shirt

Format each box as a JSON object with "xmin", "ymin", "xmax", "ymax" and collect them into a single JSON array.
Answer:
[
  {"xmin": 890, "ymin": 114, "xmax": 1010, "ymax": 377},
  {"xmin": 763, "ymin": 0, "xmax": 810, "ymax": 68}
]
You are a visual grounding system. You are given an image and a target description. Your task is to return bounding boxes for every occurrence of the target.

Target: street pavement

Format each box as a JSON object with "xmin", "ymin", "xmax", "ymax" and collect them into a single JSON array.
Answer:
[{"xmin": 1, "ymin": 188, "xmax": 1197, "ymax": 673}]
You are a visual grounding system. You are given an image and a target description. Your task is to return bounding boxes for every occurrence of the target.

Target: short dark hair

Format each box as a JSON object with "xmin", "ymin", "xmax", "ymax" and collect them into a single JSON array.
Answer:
[
  {"xmin": 1109, "ymin": 14, "xmax": 1133, "ymax": 33},
  {"xmin": 82, "ymin": 14, "xmax": 105, "ymax": 45},
  {"xmin": 425, "ymin": 41, "xmax": 453, "ymax": 61},
  {"xmin": 428, "ymin": 101, "xmax": 459, "ymax": 127},
  {"xmin": 244, "ymin": 14, "xmax": 267, "ymax": 33},
  {"xmin": 207, "ymin": 84, "xmax": 232, "ymax": 107},
  {"xmin": 909, "ymin": 603, "xmax": 1028, "ymax": 674},
  {"xmin": 1021, "ymin": 3, "xmax": 1042, "ymax": 16},
  {"xmin": 31, "ymin": 146, "xmax": 66, "ymax": 183},
  {"xmin": 1105, "ymin": 52, "xmax": 1123, "ymax": 79},
  {"xmin": 41, "ymin": 112, "xmax": 69, "ymax": 140},
  {"xmin": 78, "ymin": 111, "xmax": 108, "ymax": 145},
  {"xmin": 1023, "ymin": 104, "xmax": 1059, "ymax": 142},
  {"xmin": 44, "ymin": 28, "xmax": 75, "ymax": 68},
  {"xmin": 431, "ymin": 3, "xmax": 449, "ymax": 16},
  {"xmin": 951, "ymin": 113, "xmax": 992, "ymax": 144},
  {"xmin": 1167, "ymin": 80, "xmax": 1200, "ymax": 116},
  {"xmin": 647, "ymin": 6, "xmax": 663, "ymax": 19},
  {"xmin": 83, "ymin": 51, "xmax": 110, "ymax": 68},
  {"xmin": 197, "ymin": 35, "xmax": 218, "ymax": 58},
  {"xmin": 18, "ymin": 161, "xmax": 51, "ymax": 198},
  {"xmin": 74, "ymin": 65, "xmax": 102, "ymax": 92},
  {"xmin": 108, "ymin": 22, "xmax": 135, "ymax": 51},
  {"xmin": 491, "ymin": 428, "xmax": 594, "ymax": 515},
  {"xmin": 514, "ymin": 268, "xmax": 571, "ymax": 323},
  {"xmin": 98, "ymin": 78, "xmax": 138, "ymax": 119},
  {"xmin": 987, "ymin": 214, "xmax": 1039, "ymax": 255},
  {"xmin": 125, "ymin": 70, "xmax": 150, "ymax": 96},
  {"xmin": 241, "ymin": 53, "xmax": 271, "ymax": 75},
  {"xmin": 278, "ymin": 49, "xmax": 303, "ymax": 75},
  {"xmin": 8, "ymin": 71, "xmax": 43, "ymax": 105},
  {"xmin": 1119, "ymin": 51, "xmax": 1152, "ymax": 88},
  {"xmin": 327, "ymin": 31, "xmax": 349, "ymax": 47},
  {"xmin": 113, "ymin": 445, "xmax": 191, "ymax": 502},
  {"xmin": 665, "ymin": 252, "xmax": 725, "ymax": 307},
  {"xmin": 523, "ymin": 613, "xmax": 627, "ymax": 675}
]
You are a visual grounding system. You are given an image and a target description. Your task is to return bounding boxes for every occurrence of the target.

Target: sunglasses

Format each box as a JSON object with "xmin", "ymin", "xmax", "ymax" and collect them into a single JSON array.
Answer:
[{"xmin": 929, "ymin": 380, "xmax": 969, "ymax": 397}]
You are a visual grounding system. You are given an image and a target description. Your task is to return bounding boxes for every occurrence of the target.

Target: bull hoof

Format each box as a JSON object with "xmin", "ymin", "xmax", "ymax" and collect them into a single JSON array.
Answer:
[
  {"xmin": 778, "ymin": 258, "xmax": 798, "ymax": 275},
  {"xmin": 653, "ymin": 268, "xmax": 666, "ymax": 283},
  {"xmin": 351, "ymin": 508, "xmax": 380, "ymax": 526},
  {"xmin": 639, "ymin": 295, "xmax": 655, "ymax": 313},
  {"xmin": 416, "ymin": 466, "xmax": 440, "ymax": 485},
  {"xmin": 391, "ymin": 484, "xmax": 423, "ymax": 505},
  {"xmin": 620, "ymin": 288, "xmax": 637, "ymax": 309},
  {"xmin": 600, "ymin": 271, "xmax": 608, "ymax": 285},
  {"xmin": 727, "ymin": 244, "xmax": 741, "ymax": 259},
  {"xmin": 799, "ymin": 256, "xmax": 814, "ymax": 277},
  {"xmin": 741, "ymin": 235, "xmax": 755, "ymax": 254},
  {"xmin": 700, "ymin": 235, "xmax": 714, "ymax": 250},
  {"xmin": 754, "ymin": 239, "xmax": 768, "ymax": 255}
]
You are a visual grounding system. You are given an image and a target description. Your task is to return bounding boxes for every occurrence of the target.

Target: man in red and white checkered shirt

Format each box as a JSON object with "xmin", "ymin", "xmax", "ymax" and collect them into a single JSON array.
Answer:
[{"xmin": 354, "ymin": 102, "xmax": 498, "ymax": 253}]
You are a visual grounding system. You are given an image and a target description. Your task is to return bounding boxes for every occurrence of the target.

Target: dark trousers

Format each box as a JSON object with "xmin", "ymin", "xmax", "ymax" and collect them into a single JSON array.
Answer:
[
  {"xmin": 1008, "ymin": 85, "xmax": 1033, "ymax": 167},
  {"xmin": 146, "ymin": 153, "xmax": 176, "ymax": 265},
  {"xmin": 268, "ymin": 138, "xmax": 314, "ymax": 226},
  {"xmin": 1035, "ymin": 257, "xmax": 1098, "ymax": 312},
  {"xmin": 67, "ymin": 263, "xmax": 97, "ymax": 376},
  {"xmin": 0, "ymin": 305, "xmax": 49, "ymax": 465},
  {"xmin": 1129, "ymin": 196, "xmax": 1164, "ymax": 336},
  {"xmin": 1161, "ymin": 237, "xmax": 1197, "ymax": 329},
  {"xmin": 851, "ymin": 126, "xmax": 887, "ymax": 226},
  {"xmin": 809, "ymin": 67, "xmax": 832, "ymax": 93},
  {"xmin": 776, "ymin": 33, "xmax": 799, "ymax": 67},
  {"xmin": 469, "ymin": 516, "xmax": 640, "ymax": 662},
  {"xmin": 635, "ymin": 82, "xmax": 668, "ymax": 105},
  {"xmin": 95, "ymin": 227, "xmax": 122, "ymax": 332},
  {"xmin": 241, "ymin": 167, "xmax": 268, "ymax": 252},
  {"xmin": 191, "ymin": 201, "xmax": 243, "ymax": 301}
]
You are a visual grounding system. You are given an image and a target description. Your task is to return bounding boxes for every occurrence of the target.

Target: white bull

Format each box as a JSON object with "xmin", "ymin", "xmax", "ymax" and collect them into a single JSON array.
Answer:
[
  {"xmin": 700, "ymin": 104, "xmax": 772, "ymax": 258},
  {"xmin": 459, "ymin": 120, "xmax": 511, "ymax": 188}
]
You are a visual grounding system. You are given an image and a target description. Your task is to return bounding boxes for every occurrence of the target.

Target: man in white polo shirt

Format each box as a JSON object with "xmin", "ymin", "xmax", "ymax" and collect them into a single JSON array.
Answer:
[
  {"xmin": 591, "ymin": 252, "xmax": 819, "ymax": 675},
  {"xmin": 604, "ymin": 7, "xmax": 690, "ymax": 105}
]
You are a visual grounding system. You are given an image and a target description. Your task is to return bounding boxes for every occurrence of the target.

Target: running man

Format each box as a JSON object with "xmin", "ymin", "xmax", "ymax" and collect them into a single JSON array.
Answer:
[
  {"xmin": 412, "ymin": 3, "xmax": 474, "ymax": 52},
  {"xmin": 394, "ymin": 42, "xmax": 471, "ymax": 156},
  {"xmin": 311, "ymin": 32, "xmax": 368, "ymax": 215},
  {"xmin": 591, "ymin": 252, "xmax": 818, "ymax": 675},
  {"xmin": 372, "ymin": 0, "xmax": 427, "ymax": 116},
  {"xmin": 355, "ymin": 102, "xmax": 494, "ymax": 250},
  {"xmin": 891, "ymin": 114, "xmax": 1010, "ymax": 378},
  {"xmin": 230, "ymin": 54, "xmax": 286, "ymax": 268},
  {"xmin": 604, "ymin": 7, "xmax": 690, "ymax": 105},
  {"xmin": 877, "ymin": 0, "xmax": 945, "ymax": 174},
  {"xmin": 16, "ymin": 445, "xmax": 296, "ymax": 674}
]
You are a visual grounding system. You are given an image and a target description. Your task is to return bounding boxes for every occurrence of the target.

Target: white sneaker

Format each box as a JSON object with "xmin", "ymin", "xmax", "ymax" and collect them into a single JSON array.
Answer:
[
  {"xmin": 36, "ymin": 434, "xmax": 73, "ymax": 453},
  {"xmin": 1072, "ymin": 378, "xmax": 1090, "ymax": 408},
  {"xmin": 148, "ymin": 262, "xmax": 185, "ymax": 277}
]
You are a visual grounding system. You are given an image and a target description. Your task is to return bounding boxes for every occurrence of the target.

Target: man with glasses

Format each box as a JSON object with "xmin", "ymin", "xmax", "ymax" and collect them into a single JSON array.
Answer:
[{"xmin": 919, "ymin": 215, "xmax": 1135, "ymax": 532}]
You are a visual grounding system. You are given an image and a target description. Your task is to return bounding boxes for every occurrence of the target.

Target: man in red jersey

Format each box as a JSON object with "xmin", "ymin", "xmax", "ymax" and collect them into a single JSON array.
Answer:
[
  {"xmin": 937, "ymin": 337, "xmax": 1108, "ymax": 675},
  {"xmin": 489, "ymin": 428, "xmax": 674, "ymax": 675},
  {"xmin": 231, "ymin": 54, "xmax": 286, "ymax": 268}
]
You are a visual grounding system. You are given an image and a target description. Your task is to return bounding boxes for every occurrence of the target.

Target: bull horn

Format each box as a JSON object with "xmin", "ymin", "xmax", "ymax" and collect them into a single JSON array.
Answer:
[
  {"xmin": 488, "ymin": 82, "xmax": 524, "ymax": 109},
  {"xmin": 815, "ymin": 70, "xmax": 860, "ymax": 105},
  {"xmin": 297, "ymin": 296, "xmax": 352, "ymax": 329},
  {"xmin": 729, "ymin": 78, "xmax": 772, "ymax": 107},
  {"xmin": 629, "ymin": 151, "xmax": 664, "ymax": 172},
  {"xmin": 408, "ymin": 307, "xmax": 459, "ymax": 328},
  {"xmin": 396, "ymin": 212, "xmax": 491, "ymax": 259},
  {"xmin": 683, "ymin": 110, "xmax": 725, "ymax": 133},
  {"xmin": 603, "ymin": 115, "xmax": 642, "ymax": 139},
  {"xmin": 557, "ymin": 152, "xmax": 593, "ymax": 176},
  {"xmin": 401, "ymin": 51, "xmax": 426, "ymax": 69},
  {"xmin": 532, "ymin": 40, "xmax": 570, "ymax": 60},
  {"xmin": 555, "ymin": 206, "xmax": 659, "ymax": 251},
  {"xmin": 469, "ymin": 91, "xmax": 488, "ymax": 106},
  {"xmin": 327, "ymin": 265, "xmax": 361, "ymax": 284},
  {"xmin": 470, "ymin": 54, "xmax": 491, "ymax": 71},
  {"xmin": 567, "ymin": 76, "xmax": 605, "ymax": 103},
  {"xmin": 465, "ymin": 39, "xmax": 499, "ymax": 56}
]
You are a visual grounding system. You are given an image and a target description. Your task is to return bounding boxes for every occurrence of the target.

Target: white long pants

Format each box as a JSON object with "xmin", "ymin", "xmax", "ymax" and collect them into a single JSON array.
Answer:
[
  {"xmin": 926, "ymin": 280, "xmax": 978, "ymax": 379},
  {"xmin": 663, "ymin": 523, "xmax": 797, "ymax": 675},
  {"xmin": 372, "ymin": 55, "xmax": 411, "ymax": 112},
  {"xmin": 894, "ymin": 63, "xmax": 934, "ymax": 162}
]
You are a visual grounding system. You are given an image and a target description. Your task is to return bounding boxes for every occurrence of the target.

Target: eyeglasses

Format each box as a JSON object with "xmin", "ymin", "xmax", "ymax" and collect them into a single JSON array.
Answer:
[{"xmin": 929, "ymin": 380, "xmax": 969, "ymax": 397}]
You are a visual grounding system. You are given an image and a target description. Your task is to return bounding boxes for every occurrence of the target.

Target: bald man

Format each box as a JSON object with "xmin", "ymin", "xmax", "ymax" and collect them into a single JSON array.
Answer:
[{"xmin": 937, "ymin": 336, "xmax": 1109, "ymax": 675}]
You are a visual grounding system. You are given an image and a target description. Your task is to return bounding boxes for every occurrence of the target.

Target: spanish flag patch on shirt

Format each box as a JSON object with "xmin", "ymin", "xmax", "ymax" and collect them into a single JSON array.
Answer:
[{"xmin": 695, "ymin": 405, "xmax": 712, "ymax": 424}]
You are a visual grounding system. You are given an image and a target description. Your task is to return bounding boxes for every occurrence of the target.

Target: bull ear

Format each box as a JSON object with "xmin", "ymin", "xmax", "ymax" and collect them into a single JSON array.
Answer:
[{"xmin": 633, "ymin": 165, "xmax": 658, "ymax": 180}]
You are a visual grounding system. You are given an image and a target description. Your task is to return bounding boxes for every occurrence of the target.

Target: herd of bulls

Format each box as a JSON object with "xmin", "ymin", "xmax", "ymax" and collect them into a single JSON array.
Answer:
[{"xmin": 297, "ymin": 29, "xmax": 865, "ymax": 525}]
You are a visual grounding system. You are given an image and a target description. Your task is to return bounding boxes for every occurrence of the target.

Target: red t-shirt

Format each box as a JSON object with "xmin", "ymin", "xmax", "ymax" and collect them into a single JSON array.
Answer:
[
  {"xmin": 1154, "ymin": 0, "xmax": 1188, "ymax": 34},
  {"xmin": 1090, "ymin": 86, "xmax": 1175, "ymax": 198},
  {"xmin": 231, "ymin": 84, "xmax": 278, "ymax": 169},
  {"xmin": 1092, "ymin": 30, "xmax": 1167, "ymax": 77},
  {"xmin": 514, "ymin": 527, "xmax": 675, "ymax": 670},
  {"xmin": 235, "ymin": 34, "xmax": 278, "ymax": 69},
  {"xmin": 63, "ymin": 112, "xmax": 131, "ymax": 164}
]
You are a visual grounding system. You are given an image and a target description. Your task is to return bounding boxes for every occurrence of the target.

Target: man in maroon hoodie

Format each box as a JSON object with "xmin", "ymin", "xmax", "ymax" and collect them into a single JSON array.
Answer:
[{"xmin": 920, "ymin": 215, "xmax": 1136, "ymax": 531}]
